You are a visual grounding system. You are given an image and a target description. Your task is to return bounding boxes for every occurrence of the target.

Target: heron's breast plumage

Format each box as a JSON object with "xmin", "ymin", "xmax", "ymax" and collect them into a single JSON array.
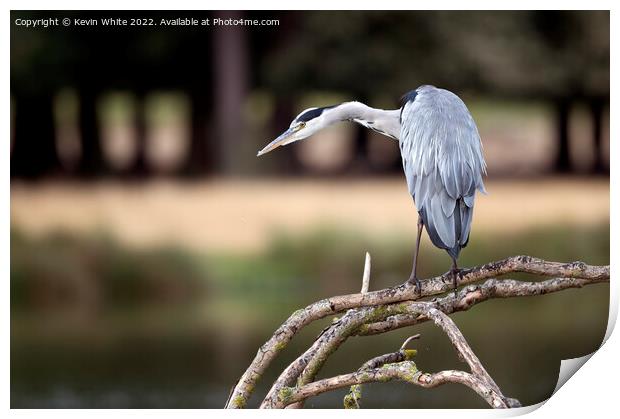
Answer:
[{"xmin": 399, "ymin": 86, "xmax": 486, "ymax": 257}]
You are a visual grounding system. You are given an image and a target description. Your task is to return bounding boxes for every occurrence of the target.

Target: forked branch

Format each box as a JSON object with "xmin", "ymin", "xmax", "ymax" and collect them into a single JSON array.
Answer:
[
  {"xmin": 269, "ymin": 304, "xmax": 520, "ymax": 408},
  {"xmin": 225, "ymin": 255, "xmax": 609, "ymax": 408}
]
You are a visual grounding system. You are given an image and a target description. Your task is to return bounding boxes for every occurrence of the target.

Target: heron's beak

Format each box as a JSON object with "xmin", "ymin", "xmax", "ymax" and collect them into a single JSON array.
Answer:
[{"xmin": 257, "ymin": 127, "xmax": 296, "ymax": 157}]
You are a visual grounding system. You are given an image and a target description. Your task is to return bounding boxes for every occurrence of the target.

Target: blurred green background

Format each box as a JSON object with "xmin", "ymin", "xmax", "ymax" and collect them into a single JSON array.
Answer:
[{"xmin": 10, "ymin": 10, "xmax": 609, "ymax": 408}]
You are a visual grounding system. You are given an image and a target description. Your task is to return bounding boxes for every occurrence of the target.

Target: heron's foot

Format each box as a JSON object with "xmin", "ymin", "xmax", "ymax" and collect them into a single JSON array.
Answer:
[{"xmin": 406, "ymin": 275, "xmax": 422, "ymax": 296}]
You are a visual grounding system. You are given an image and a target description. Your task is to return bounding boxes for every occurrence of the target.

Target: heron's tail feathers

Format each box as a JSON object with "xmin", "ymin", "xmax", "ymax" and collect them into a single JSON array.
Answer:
[{"xmin": 419, "ymin": 195, "xmax": 473, "ymax": 260}]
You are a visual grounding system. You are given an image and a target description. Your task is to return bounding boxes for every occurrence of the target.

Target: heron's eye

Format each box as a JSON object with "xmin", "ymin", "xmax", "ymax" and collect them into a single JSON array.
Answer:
[{"xmin": 298, "ymin": 122, "xmax": 306, "ymax": 129}]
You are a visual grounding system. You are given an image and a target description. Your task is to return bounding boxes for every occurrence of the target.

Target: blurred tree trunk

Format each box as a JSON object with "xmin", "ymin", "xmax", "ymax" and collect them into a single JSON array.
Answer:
[
  {"xmin": 11, "ymin": 91, "xmax": 60, "ymax": 179},
  {"xmin": 186, "ymin": 88, "xmax": 212, "ymax": 176},
  {"xmin": 127, "ymin": 91, "xmax": 149, "ymax": 178},
  {"xmin": 78, "ymin": 88, "xmax": 104, "ymax": 177},
  {"xmin": 213, "ymin": 10, "xmax": 249, "ymax": 175},
  {"xmin": 554, "ymin": 99, "xmax": 571, "ymax": 173},
  {"xmin": 590, "ymin": 98, "xmax": 607, "ymax": 174}
]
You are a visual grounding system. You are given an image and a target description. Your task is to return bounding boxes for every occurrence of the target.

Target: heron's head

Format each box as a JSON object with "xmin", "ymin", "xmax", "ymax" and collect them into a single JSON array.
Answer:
[{"xmin": 257, "ymin": 106, "xmax": 334, "ymax": 156}]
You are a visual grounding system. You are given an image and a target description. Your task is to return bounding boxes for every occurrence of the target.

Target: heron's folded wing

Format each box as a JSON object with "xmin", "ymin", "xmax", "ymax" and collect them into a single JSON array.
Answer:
[{"xmin": 400, "ymin": 89, "xmax": 487, "ymax": 251}]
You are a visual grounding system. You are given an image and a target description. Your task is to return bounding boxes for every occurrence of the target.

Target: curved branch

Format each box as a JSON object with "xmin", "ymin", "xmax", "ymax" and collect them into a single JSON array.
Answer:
[
  {"xmin": 274, "ymin": 303, "xmax": 521, "ymax": 409},
  {"xmin": 262, "ymin": 301, "xmax": 512, "ymax": 408},
  {"xmin": 276, "ymin": 362, "xmax": 508, "ymax": 409},
  {"xmin": 413, "ymin": 303, "xmax": 516, "ymax": 406},
  {"xmin": 225, "ymin": 256, "xmax": 609, "ymax": 408},
  {"xmin": 261, "ymin": 304, "xmax": 411, "ymax": 408},
  {"xmin": 344, "ymin": 340, "xmax": 418, "ymax": 409}
]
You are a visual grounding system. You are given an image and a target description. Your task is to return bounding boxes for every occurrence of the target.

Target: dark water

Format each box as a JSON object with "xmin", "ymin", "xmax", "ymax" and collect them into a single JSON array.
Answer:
[{"xmin": 11, "ymin": 224, "xmax": 610, "ymax": 408}]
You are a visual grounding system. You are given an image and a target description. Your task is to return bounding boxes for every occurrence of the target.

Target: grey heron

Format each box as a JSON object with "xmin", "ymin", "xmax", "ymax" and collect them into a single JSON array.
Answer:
[{"xmin": 257, "ymin": 85, "xmax": 487, "ymax": 292}]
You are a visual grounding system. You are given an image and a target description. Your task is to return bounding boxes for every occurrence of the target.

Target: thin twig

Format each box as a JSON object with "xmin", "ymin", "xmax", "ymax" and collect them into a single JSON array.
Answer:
[
  {"xmin": 400, "ymin": 334, "xmax": 421, "ymax": 350},
  {"xmin": 361, "ymin": 252, "xmax": 371, "ymax": 293}
]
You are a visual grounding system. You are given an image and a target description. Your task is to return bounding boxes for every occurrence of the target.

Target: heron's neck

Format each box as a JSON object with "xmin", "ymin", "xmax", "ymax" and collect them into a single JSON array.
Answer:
[{"xmin": 325, "ymin": 101, "xmax": 401, "ymax": 140}]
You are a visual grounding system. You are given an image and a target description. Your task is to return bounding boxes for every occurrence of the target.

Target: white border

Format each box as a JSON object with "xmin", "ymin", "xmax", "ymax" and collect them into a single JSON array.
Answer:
[{"xmin": 3, "ymin": 2, "xmax": 616, "ymax": 417}]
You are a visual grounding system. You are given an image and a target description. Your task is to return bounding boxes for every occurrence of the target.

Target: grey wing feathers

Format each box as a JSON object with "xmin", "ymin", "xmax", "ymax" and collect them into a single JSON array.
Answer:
[{"xmin": 400, "ymin": 86, "xmax": 486, "ymax": 258}]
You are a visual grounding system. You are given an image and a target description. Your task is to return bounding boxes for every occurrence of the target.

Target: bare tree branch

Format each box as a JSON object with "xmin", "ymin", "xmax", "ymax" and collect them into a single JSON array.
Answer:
[
  {"xmin": 413, "ymin": 303, "xmax": 517, "ymax": 407},
  {"xmin": 277, "ymin": 251, "xmax": 373, "ymax": 409},
  {"xmin": 261, "ymin": 303, "xmax": 410, "ymax": 408},
  {"xmin": 344, "ymin": 337, "xmax": 419, "ymax": 409},
  {"xmin": 357, "ymin": 276, "xmax": 603, "ymax": 336},
  {"xmin": 276, "ymin": 362, "xmax": 510, "ymax": 409},
  {"xmin": 263, "ymin": 254, "xmax": 376, "ymax": 409},
  {"xmin": 225, "ymin": 256, "xmax": 609, "ymax": 408},
  {"xmin": 269, "ymin": 302, "xmax": 520, "ymax": 409}
]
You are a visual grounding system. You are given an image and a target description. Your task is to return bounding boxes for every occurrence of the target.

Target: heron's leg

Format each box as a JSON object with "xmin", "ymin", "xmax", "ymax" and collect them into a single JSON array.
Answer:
[
  {"xmin": 406, "ymin": 216, "xmax": 424, "ymax": 294},
  {"xmin": 450, "ymin": 257, "xmax": 460, "ymax": 295}
]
